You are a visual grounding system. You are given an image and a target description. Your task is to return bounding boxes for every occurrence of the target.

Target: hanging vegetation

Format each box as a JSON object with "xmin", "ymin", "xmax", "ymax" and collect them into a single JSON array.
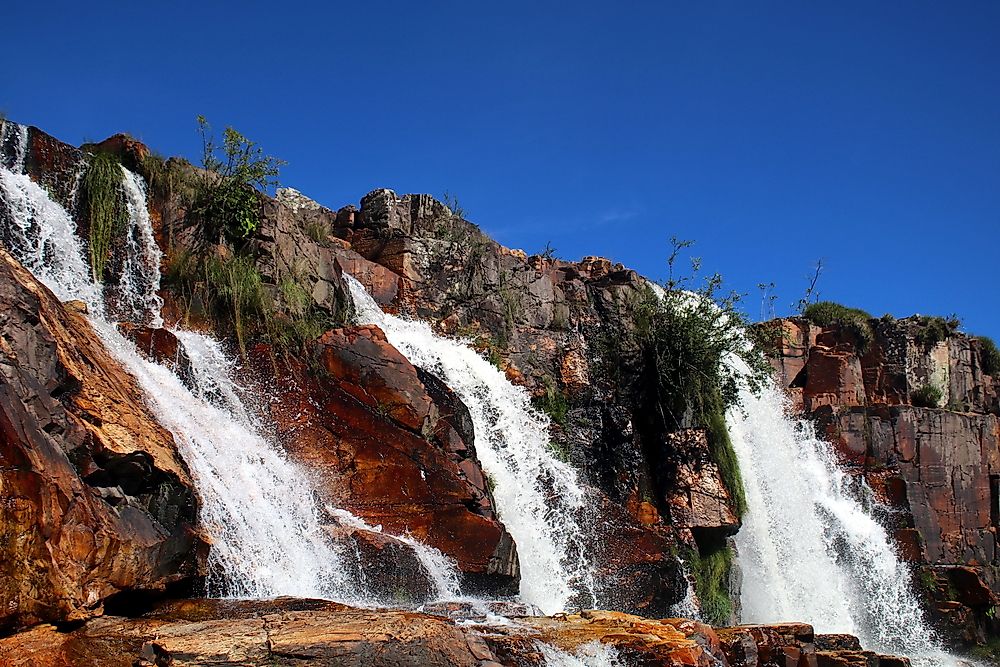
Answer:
[{"xmin": 82, "ymin": 151, "xmax": 126, "ymax": 281}]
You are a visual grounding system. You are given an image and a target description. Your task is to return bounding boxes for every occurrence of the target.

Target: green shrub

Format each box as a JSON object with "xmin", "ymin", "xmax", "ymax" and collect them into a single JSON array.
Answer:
[
  {"xmin": 802, "ymin": 301, "xmax": 874, "ymax": 352},
  {"xmin": 911, "ymin": 383, "xmax": 943, "ymax": 408},
  {"xmin": 81, "ymin": 151, "xmax": 126, "ymax": 281},
  {"xmin": 190, "ymin": 116, "xmax": 283, "ymax": 244},
  {"xmin": 912, "ymin": 315, "xmax": 961, "ymax": 347},
  {"xmin": 691, "ymin": 544, "xmax": 734, "ymax": 625},
  {"xmin": 977, "ymin": 336, "xmax": 1000, "ymax": 376},
  {"xmin": 594, "ymin": 239, "xmax": 769, "ymax": 519}
]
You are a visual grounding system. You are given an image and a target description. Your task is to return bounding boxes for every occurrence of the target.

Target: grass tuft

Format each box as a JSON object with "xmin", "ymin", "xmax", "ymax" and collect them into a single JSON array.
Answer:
[
  {"xmin": 82, "ymin": 152, "xmax": 127, "ymax": 281},
  {"xmin": 911, "ymin": 383, "xmax": 943, "ymax": 409}
]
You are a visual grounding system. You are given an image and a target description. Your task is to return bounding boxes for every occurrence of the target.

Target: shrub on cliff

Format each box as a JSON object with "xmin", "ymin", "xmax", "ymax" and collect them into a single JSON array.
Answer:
[
  {"xmin": 911, "ymin": 314, "xmax": 961, "ymax": 347},
  {"xmin": 596, "ymin": 239, "xmax": 771, "ymax": 519},
  {"xmin": 802, "ymin": 301, "xmax": 875, "ymax": 352},
  {"xmin": 189, "ymin": 116, "xmax": 284, "ymax": 245},
  {"xmin": 911, "ymin": 383, "xmax": 943, "ymax": 408},
  {"xmin": 977, "ymin": 336, "xmax": 1000, "ymax": 376}
]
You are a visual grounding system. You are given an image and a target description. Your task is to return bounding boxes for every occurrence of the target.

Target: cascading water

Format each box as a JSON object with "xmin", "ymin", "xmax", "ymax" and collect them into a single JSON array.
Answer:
[
  {"xmin": 347, "ymin": 275, "xmax": 596, "ymax": 615},
  {"xmin": 0, "ymin": 159, "xmax": 368, "ymax": 603},
  {"xmin": 115, "ymin": 167, "xmax": 164, "ymax": 326},
  {"xmin": 728, "ymin": 354, "xmax": 976, "ymax": 667},
  {"xmin": 537, "ymin": 641, "xmax": 625, "ymax": 667},
  {"xmin": 0, "ymin": 120, "xmax": 29, "ymax": 173}
]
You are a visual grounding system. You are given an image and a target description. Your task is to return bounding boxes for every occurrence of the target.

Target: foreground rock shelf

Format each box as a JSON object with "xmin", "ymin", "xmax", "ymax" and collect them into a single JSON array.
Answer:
[{"xmin": 0, "ymin": 597, "xmax": 910, "ymax": 667}]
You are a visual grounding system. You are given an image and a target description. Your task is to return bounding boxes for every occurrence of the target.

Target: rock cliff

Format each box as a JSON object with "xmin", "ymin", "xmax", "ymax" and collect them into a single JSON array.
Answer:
[
  {"xmin": 769, "ymin": 315, "xmax": 1000, "ymax": 648},
  {"xmin": 0, "ymin": 119, "xmax": 973, "ymax": 666}
]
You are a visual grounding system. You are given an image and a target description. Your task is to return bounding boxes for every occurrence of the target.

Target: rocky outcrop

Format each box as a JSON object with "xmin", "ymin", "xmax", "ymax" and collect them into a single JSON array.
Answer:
[
  {"xmin": 0, "ymin": 597, "xmax": 910, "ymax": 667},
  {"xmin": 0, "ymin": 249, "xmax": 204, "ymax": 633},
  {"xmin": 769, "ymin": 315, "xmax": 1000, "ymax": 647},
  {"xmin": 271, "ymin": 187, "xmax": 745, "ymax": 612},
  {"xmin": 248, "ymin": 325, "xmax": 519, "ymax": 597},
  {"xmin": 220, "ymin": 184, "xmax": 705, "ymax": 614}
]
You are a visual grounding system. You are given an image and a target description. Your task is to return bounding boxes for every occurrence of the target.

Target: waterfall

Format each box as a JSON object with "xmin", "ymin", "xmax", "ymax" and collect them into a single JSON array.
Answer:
[
  {"xmin": 0, "ymin": 161, "xmax": 367, "ymax": 603},
  {"xmin": 115, "ymin": 167, "xmax": 164, "ymax": 326},
  {"xmin": 0, "ymin": 121, "xmax": 29, "ymax": 174},
  {"xmin": 728, "ymin": 354, "xmax": 975, "ymax": 667},
  {"xmin": 347, "ymin": 275, "xmax": 595, "ymax": 615},
  {"xmin": 325, "ymin": 506, "xmax": 462, "ymax": 602},
  {"xmin": 668, "ymin": 559, "xmax": 701, "ymax": 620}
]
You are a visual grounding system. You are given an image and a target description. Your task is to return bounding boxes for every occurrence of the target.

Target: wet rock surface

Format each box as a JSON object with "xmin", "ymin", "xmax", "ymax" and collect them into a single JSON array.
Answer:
[
  {"xmin": 0, "ymin": 249, "xmax": 204, "ymax": 632},
  {"xmin": 0, "ymin": 598, "xmax": 911, "ymax": 667},
  {"xmin": 247, "ymin": 327, "xmax": 519, "ymax": 598}
]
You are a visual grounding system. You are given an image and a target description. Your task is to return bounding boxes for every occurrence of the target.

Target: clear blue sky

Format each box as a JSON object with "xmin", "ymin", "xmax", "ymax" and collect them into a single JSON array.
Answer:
[{"xmin": 4, "ymin": 2, "xmax": 999, "ymax": 336}]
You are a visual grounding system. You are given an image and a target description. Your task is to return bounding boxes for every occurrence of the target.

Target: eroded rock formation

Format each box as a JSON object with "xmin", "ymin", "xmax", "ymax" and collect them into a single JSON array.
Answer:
[
  {"xmin": 0, "ymin": 249, "xmax": 204, "ymax": 632},
  {"xmin": 0, "ymin": 597, "xmax": 911, "ymax": 667}
]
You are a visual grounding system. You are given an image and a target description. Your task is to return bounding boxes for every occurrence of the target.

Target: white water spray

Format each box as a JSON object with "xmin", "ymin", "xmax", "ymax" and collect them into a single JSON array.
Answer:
[
  {"xmin": 326, "ymin": 506, "xmax": 462, "ymax": 602},
  {"xmin": 0, "ymin": 162, "xmax": 367, "ymax": 603},
  {"xmin": 728, "ymin": 354, "xmax": 975, "ymax": 667},
  {"xmin": 347, "ymin": 275, "xmax": 595, "ymax": 614},
  {"xmin": 1, "ymin": 121, "xmax": 29, "ymax": 174},
  {"xmin": 537, "ymin": 641, "xmax": 625, "ymax": 667}
]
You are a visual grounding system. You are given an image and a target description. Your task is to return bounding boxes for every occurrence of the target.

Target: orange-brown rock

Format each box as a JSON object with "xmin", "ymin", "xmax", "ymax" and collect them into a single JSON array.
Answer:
[
  {"xmin": 665, "ymin": 429, "xmax": 740, "ymax": 532},
  {"xmin": 315, "ymin": 325, "xmax": 437, "ymax": 435},
  {"xmin": 6, "ymin": 599, "xmax": 899, "ymax": 667},
  {"xmin": 248, "ymin": 328, "xmax": 518, "ymax": 596},
  {"xmin": 117, "ymin": 323, "xmax": 192, "ymax": 377},
  {"xmin": 0, "ymin": 249, "xmax": 204, "ymax": 632}
]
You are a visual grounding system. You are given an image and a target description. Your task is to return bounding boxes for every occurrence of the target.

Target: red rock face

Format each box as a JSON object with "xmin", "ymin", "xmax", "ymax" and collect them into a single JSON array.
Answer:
[
  {"xmin": 247, "ymin": 327, "xmax": 519, "ymax": 596},
  {"xmin": 0, "ymin": 250, "xmax": 205, "ymax": 633}
]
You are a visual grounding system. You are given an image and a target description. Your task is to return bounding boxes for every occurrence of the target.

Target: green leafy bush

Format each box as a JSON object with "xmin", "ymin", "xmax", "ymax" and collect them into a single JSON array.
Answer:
[
  {"xmin": 82, "ymin": 151, "xmax": 126, "ymax": 280},
  {"xmin": 802, "ymin": 301, "xmax": 875, "ymax": 352},
  {"xmin": 189, "ymin": 116, "xmax": 283, "ymax": 244},
  {"xmin": 977, "ymin": 336, "xmax": 1000, "ymax": 376},
  {"xmin": 911, "ymin": 383, "xmax": 943, "ymax": 408}
]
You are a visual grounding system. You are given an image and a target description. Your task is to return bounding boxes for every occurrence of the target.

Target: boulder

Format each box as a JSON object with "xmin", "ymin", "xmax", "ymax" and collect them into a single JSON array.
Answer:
[
  {"xmin": 0, "ymin": 249, "xmax": 204, "ymax": 632},
  {"xmin": 248, "ymin": 329, "xmax": 519, "ymax": 597}
]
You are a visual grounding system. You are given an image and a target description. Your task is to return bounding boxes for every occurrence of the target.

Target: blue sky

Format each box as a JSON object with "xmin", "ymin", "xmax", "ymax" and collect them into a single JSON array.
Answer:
[{"xmin": 4, "ymin": 2, "xmax": 999, "ymax": 336}]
